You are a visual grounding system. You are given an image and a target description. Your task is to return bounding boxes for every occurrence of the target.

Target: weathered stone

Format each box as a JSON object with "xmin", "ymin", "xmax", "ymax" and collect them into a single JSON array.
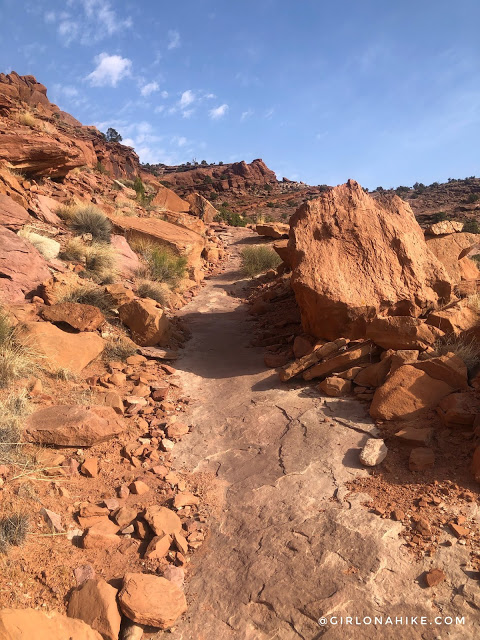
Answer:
[
  {"xmin": 144, "ymin": 534, "xmax": 171, "ymax": 559},
  {"xmin": 105, "ymin": 283, "xmax": 135, "ymax": 307},
  {"xmin": 152, "ymin": 184, "xmax": 190, "ymax": 213},
  {"xmin": 185, "ymin": 192, "xmax": 218, "ymax": 223},
  {"xmin": 426, "ymin": 302, "xmax": 479, "ymax": 337},
  {"xmin": 119, "ymin": 298, "xmax": 170, "ymax": 347},
  {"xmin": 409, "ymin": 448, "xmax": 435, "ymax": 471},
  {"xmin": 255, "ymin": 222, "xmax": 289, "ymax": 239},
  {"xmin": 32, "ymin": 194, "xmax": 62, "ymax": 224},
  {"xmin": 288, "ymin": 180, "xmax": 451, "ymax": 340},
  {"xmin": 425, "ymin": 220, "xmax": 464, "ymax": 236},
  {"xmin": 354, "ymin": 358, "xmax": 391, "ymax": 388},
  {"xmin": 303, "ymin": 341, "xmax": 378, "ymax": 381},
  {"xmin": 82, "ymin": 519, "xmax": 120, "ymax": 549},
  {"xmin": 359, "ymin": 438, "xmax": 388, "ymax": 466},
  {"xmin": 40, "ymin": 507, "xmax": 64, "ymax": 532},
  {"xmin": 370, "ymin": 365, "xmax": 453, "ymax": 420},
  {"xmin": 366, "ymin": 316, "xmax": 444, "ymax": 351},
  {"xmin": 19, "ymin": 321, "xmax": 105, "ymax": 373},
  {"xmin": 437, "ymin": 392, "xmax": 480, "ymax": 428},
  {"xmin": 111, "ymin": 234, "xmax": 140, "ymax": 278},
  {"xmin": 394, "ymin": 427, "xmax": 434, "ymax": 446},
  {"xmin": 25, "ymin": 405, "xmax": 123, "ymax": 447},
  {"xmin": 67, "ymin": 577, "xmax": 121, "ymax": 640},
  {"xmin": 129, "ymin": 480, "xmax": 149, "ymax": 495},
  {"xmin": 174, "ymin": 491, "xmax": 199, "ymax": 509},
  {"xmin": 0, "ymin": 193, "xmax": 30, "ymax": 229},
  {"xmin": 118, "ymin": 573, "xmax": 187, "ymax": 629},
  {"xmin": 411, "ymin": 353, "xmax": 468, "ymax": 391},
  {"xmin": 81, "ymin": 458, "xmax": 98, "ymax": 478},
  {"xmin": 426, "ymin": 232, "xmax": 480, "ymax": 283},
  {"xmin": 41, "ymin": 302, "xmax": 104, "ymax": 331},
  {"xmin": 143, "ymin": 506, "xmax": 182, "ymax": 536},
  {"xmin": 424, "ymin": 568, "xmax": 446, "ymax": 587},
  {"xmin": 318, "ymin": 376, "xmax": 351, "ymax": 397},
  {"xmin": 0, "ymin": 227, "xmax": 50, "ymax": 302},
  {"xmin": 0, "ymin": 608, "xmax": 103, "ymax": 639}
]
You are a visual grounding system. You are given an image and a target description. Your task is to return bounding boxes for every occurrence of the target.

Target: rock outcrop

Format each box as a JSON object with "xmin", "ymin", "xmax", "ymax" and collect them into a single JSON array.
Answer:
[
  {"xmin": 425, "ymin": 232, "xmax": 480, "ymax": 283},
  {"xmin": 152, "ymin": 184, "xmax": 190, "ymax": 213},
  {"xmin": 0, "ymin": 227, "xmax": 50, "ymax": 302},
  {"xmin": 185, "ymin": 192, "xmax": 218, "ymax": 223},
  {"xmin": 288, "ymin": 180, "xmax": 452, "ymax": 340},
  {"xmin": 0, "ymin": 607, "xmax": 102, "ymax": 640}
]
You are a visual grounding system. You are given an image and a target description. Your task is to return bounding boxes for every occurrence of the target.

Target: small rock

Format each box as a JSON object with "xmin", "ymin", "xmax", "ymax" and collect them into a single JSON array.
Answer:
[
  {"xmin": 318, "ymin": 376, "xmax": 352, "ymax": 397},
  {"xmin": 144, "ymin": 534, "xmax": 172, "ymax": 559},
  {"xmin": 81, "ymin": 458, "xmax": 99, "ymax": 478},
  {"xmin": 359, "ymin": 438, "xmax": 388, "ymax": 466},
  {"xmin": 67, "ymin": 576, "xmax": 121, "ymax": 640},
  {"xmin": 129, "ymin": 480, "xmax": 149, "ymax": 495},
  {"xmin": 118, "ymin": 483, "xmax": 130, "ymax": 499},
  {"xmin": 391, "ymin": 509, "xmax": 405, "ymax": 522},
  {"xmin": 40, "ymin": 507, "xmax": 64, "ymax": 532},
  {"xmin": 161, "ymin": 438, "xmax": 175, "ymax": 451},
  {"xmin": 425, "ymin": 568, "xmax": 446, "ymax": 587},
  {"xmin": 450, "ymin": 522, "xmax": 469, "ymax": 538},
  {"xmin": 74, "ymin": 564, "xmax": 96, "ymax": 586},
  {"xmin": 163, "ymin": 565, "xmax": 185, "ymax": 590},
  {"xmin": 113, "ymin": 506, "xmax": 138, "ymax": 527},
  {"xmin": 104, "ymin": 498, "xmax": 120, "ymax": 511},
  {"xmin": 409, "ymin": 447, "xmax": 435, "ymax": 471},
  {"xmin": 173, "ymin": 491, "xmax": 199, "ymax": 509},
  {"xmin": 415, "ymin": 517, "xmax": 432, "ymax": 536}
]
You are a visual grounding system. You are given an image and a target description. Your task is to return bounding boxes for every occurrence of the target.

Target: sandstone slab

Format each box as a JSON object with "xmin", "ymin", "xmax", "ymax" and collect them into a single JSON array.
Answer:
[
  {"xmin": 366, "ymin": 316, "xmax": 444, "ymax": 350},
  {"xmin": 0, "ymin": 193, "xmax": 29, "ymax": 229},
  {"xmin": 0, "ymin": 608, "xmax": 102, "ymax": 640},
  {"xmin": 426, "ymin": 232, "xmax": 480, "ymax": 283},
  {"xmin": 143, "ymin": 505, "xmax": 182, "ymax": 536},
  {"xmin": 41, "ymin": 302, "xmax": 104, "ymax": 331},
  {"xmin": 370, "ymin": 365, "xmax": 453, "ymax": 421},
  {"xmin": 185, "ymin": 192, "xmax": 218, "ymax": 223},
  {"xmin": 255, "ymin": 223, "xmax": 289, "ymax": 239},
  {"xmin": 111, "ymin": 234, "xmax": 140, "ymax": 278},
  {"xmin": 118, "ymin": 573, "xmax": 187, "ymax": 629},
  {"xmin": 19, "ymin": 321, "xmax": 105, "ymax": 373},
  {"xmin": 0, "ymin": 227, "xmax": 50, "ymax": 302},
  {"xmin": 24, "ymin": 405, "xmax": 123, "ymax": 447}
]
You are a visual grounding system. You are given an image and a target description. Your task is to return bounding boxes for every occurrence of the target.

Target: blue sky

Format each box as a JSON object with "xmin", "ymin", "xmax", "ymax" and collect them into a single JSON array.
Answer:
[{"xmin": 1, "ymin": 0, "xmax": 480, "ymax": 189}]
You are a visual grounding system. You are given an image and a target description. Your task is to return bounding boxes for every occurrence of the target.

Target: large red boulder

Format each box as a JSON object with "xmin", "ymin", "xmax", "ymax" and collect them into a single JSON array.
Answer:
[{"xmin": 288, "ymin": 180, "xmax": 452, "ymax": 340}]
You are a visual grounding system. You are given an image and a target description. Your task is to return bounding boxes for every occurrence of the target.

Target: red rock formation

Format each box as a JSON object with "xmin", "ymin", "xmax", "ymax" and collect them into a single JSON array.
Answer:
[{"xmin": 289, "ymin": 180, "xmax": 452, "ymax": 340}]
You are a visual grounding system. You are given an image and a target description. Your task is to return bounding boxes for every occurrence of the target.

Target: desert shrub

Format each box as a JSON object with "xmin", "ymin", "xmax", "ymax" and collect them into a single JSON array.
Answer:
[
  {"xmin": 214, "ymin": 205, "xmax": 247, "ymax": 227},
  {"xmin": 467, "ymin": 293, "xmax": 480, "ymax": 313},
  {"xmin": 433, "ymin": 335, "xmax": 480, "ymax": 373},
  {"xmin": 0, "ymin": 513, "xmax": 29, "ymax": 554},
  {"xmin": 95, "ymin": 162, "xmax": 108, "ymax": 175},
  {"xmin": 134, "ymin": 176, "xmax": 145, "ymax": 199},
  {"xmin": 136, "ymin": 280, "xmax": 170, "ymax": 306},
  {"xmin": 463, "ymin": 220, "xmax": 480, "ymax": 234},
  {"xmin": 16, "ymin": 111, "xmax": 37, "ymax": 128},
  {"xmin": 134, "ymin": 240, "xmax": 187, "ymax": 287},
  {"xmin": 68, "ymin": 205, "xmax": 112, "ymax": 242},
  {"xmin": 264, "ymin": 184, "xmax": 273, "ymax": 192},
  {"xmin": 287, "ymin": 199, "xmax": 298, "ymax": 207},
  {"xmin": 103, "ymin": 336, "xmax": 137, "ymax": 362},
  {"xmin": 209, "ymin": 191, "xmax": 218, "ymax": 201},
  {"xmin": 55, "ymin": 203, "xmax": 78, "ymax": 221},
  {"xmin": 240, "ymin": 246, "xmax": 282, "ymax": 277},
  {"xmin": 432, "ymin": 211, "xmax": 449, "ymax": 223},
  {"xmin": 0, "ymin": 312, "xmax": 37, "ymax": 388},
  {"xmin": 59, "ymin": 284, "xmax": 113, "ymax": 314},
  {"xmin": 0, "ymin": 391, "xmax": 30, "ymax": 465},
  {"xmin": 60, "ymin": 239, "xmax": 116, "ymax": 283},
  {"xmin": 266, "ymin": 202, "xmax": 275, "ymax": 208},
  {"xmin": 203, "ymin": 175, "xmax": 213, "ymax": 185},
  {"xmin": 467, "ymin": 193, "xmax": 479, "ymax": 204},
  {"xmin": 18, "ymin": 228, "xmax": 59, "ymax": 260}
]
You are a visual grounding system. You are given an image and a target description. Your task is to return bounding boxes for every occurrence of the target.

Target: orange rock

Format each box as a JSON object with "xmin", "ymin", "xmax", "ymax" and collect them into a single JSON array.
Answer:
[
  {"xmin": 118, "ymin": 573, "xmax": 187, "ymax": 629},
  {"xmin": 354, "ymin": 358, "xmax": 391, "ymax": 388},
  {"xmin": 144, "ymin": 534, "xmax": 172, "ymax": 559},
  {"xmin": 289, "ymin": 180, "xmax": 451, "ymax": 340},
  {"xmin": 0, "ymin": 193, "xmax": 30, "ymax": 229},
  {"xmin": 303, "ymin": 341, "xmax": 378, "ymax": 380},
  {"xmin": 318, "ymin": 376, "xmax": 351, "ymax": 397},
  {"xmin": 293, "ymin": 335, "xmax": 313, "ymax": 358},
  {"xmin": 409, "ymin": 448, "xmax": 435, "ymax": 471},
  {"xmin": 41, "ymin": 302, "xmax": 104, "ymax": 331},
  {"xmin": 119, "ymin": 298, "xmax": 170, "ymax": 347},
  {"xmin": 129, "ymin": 480, "xmax": 149, "ymax": 495},
  {"xmin": 255, "ymin": 222, "xmax": 289, "ymax": 239},
  {"xmin": 366, "ymin": 316, "xmax": 444, "ymax": 351},
  {"xmin": 411, "ymin": 353, "xmax": 468, "ymax": 390},
  {"xmin": 0, "ymin": 228, "xmax": 50, "ymax": 302},
  {"xmin": 174, "ymin": 491, "xmax": 199, "ymax": 509},
  {"xmin": 437, "ymin": 392, "xmax": 480, "ymax": 428},
  {"xmin": 424, "ymin": 568, "xmax": 446, "ymax": 587},
  {"xmin": 185, "ymin": 192, "xmax": 218, "ymax": 223},
  {"xmin": 152, "ymin": 184, "xmax": 190, "ymax": 212},
  {"xmin": 81, "ymin": 458, "xmax": 98, "ymax": 478},
  {"xmin": 143, "ymin": 506, "xmax": 182, "ymax": 536},
  {"xmin": 67, "ymin": 577, "xmax": 121, "ymax": 640},
  {"xmin": 426, "ymin": 232, "xmax": 480, "ymax": 283},
  {"xmin": 370, "ymin": 365, "xmax": 453, "ymax": 421},
  {"xmin": 426, "ymin": 301, "xmax": 479, "ymax": 337},
  {"xmin": 0, "ymin": 607, "xmax": 103, "ymax": 639}
]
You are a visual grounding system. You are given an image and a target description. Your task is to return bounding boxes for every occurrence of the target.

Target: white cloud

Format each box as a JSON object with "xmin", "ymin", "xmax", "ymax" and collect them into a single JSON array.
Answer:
[
  {"xmin": 182, "ymin": 109, "xmax": 194, "ymax": 119},
  {"xmin": 53, "ymin": 84, "xmax": 79, "ymax": 98},
  {"xmin": 167, "ymin": 29, "xmax": 181, "ymax": 50},
  {"xmin": 154, "ymin": 105, "xmax": 165, "ymax": 114},
  {"xmin": 172, "ymin": 136, "xmax": 188, "ymax": 147},
  {"xmin": 161, "ymin": 90, "xmax": 169, "ymax": 98},
  {"xmin": 179, "ymin": 90, "xmax": 195, "ymax": 107},
  {"xmin": 44, "ymin": 11, "xmax": 56, "ymax": 23},
  {"xmin": 209, "ymin": 104, "xmax": 229, "ymax": 120},
  {"xmin": 53, "ymin": 0, "xmax": 132, "ymax": 45},
  {"xmin": 241, "ymin": 109, "xmax": 253, "ymax": 121},
  {"xmin": 86, "ymin": 53, "xmax": 132, "ymax": 87},
  {"xmin": 264, "ymin": 108, "xmax": 274, "ymax": 119},
  {"xmin": 141, "ymin": 81, "xmax": 159, "ymax": 97}
]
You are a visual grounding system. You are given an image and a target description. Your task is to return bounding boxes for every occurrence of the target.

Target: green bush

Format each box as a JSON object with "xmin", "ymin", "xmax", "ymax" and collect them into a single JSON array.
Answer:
[
  {"xmin": 133, "ymin": 241, "xmax": 187, "ymax": 287},
  {"xmin": 103, "ymin": 336, "xmax": 137, "ymax": 362},
  {"xmin": 209, "ymin": 191, "xmax": 218, "ymax": 201},
  {"xmin": 69, "ymin": 205, "xmax": 112, "ymax": 242},
  {"xmin": 432, "ymin": 211, "xmax": 449, "ymax": 223},
  {"xmin": 214, "ymin": 205, "xmax": 247, "ymax": 227},
  {"xmin": 203, "ymin": 175, "xmax": 213, "ymax": 185},
  {"xmin": 60, "ymin": 239, "xmax": 116, "ymax": 283},
  {"xmin": 467, "ymin": 193, "xmax": 479, "ymax": 204},
  {"xmin": 134, "ymin": 176, "xmax": 145, "ymax": 199},
  {"xmin": 240, "ymin": 246, "xmax": 282, "ymax": 277},
  {"xmin": 463, "ymin": 220, "xmax": 480, "ymax": 234}
]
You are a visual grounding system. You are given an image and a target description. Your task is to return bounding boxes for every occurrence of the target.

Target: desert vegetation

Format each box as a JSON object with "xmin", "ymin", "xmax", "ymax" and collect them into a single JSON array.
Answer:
[
  {"xmin": 133, "ymin": 239, "xmax": 187, "ymax": 288},
  {"xmin": 240, "ymin": 245, "xmax": 282, "ymax": 277}
]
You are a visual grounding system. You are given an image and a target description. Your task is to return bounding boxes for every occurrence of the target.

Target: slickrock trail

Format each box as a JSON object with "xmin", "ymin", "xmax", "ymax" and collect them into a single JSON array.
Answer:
[{"xmin": 163, "ymin": 228, "xmax": 476, "ymax": 640}]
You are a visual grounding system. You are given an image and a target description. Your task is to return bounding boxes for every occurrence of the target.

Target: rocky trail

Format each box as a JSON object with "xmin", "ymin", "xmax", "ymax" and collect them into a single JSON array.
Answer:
[{"xmin": 150, "ymin": 228, "xmax": 476, "ymax": 640}]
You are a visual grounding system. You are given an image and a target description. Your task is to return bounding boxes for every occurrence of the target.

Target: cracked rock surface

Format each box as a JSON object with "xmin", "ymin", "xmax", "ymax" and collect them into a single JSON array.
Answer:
[{"xmin": 162, "ymin": 229, "xmax": 477, "ymax": 640}]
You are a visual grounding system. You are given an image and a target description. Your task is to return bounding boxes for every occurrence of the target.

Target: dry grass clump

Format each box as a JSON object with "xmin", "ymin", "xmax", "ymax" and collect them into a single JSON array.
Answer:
[
  {"xmin": 18, "ymin": 227, "xmax": 59, "ymax": 261},
  {"xmin": 0, "ymin": 310, "xmax": 38, "ymax": 388},
  {"xmin": 0, "ymin": 513, "xmax": 29, "ymax": 554},
  {"xmin": 16, "ymin": 111, "xmax": 37, "ymax": 128},
  {"xmin": 433, "ymin": 334, "xmax": 480, "ymax": 373},
  {"xmin": 69, "ymin": 205, "xmax": 112, "ymax": 242},
  {"xmin": 55, "ymin": 202, "xmax": 78, "ymax": 221},
  {"xmin": 60, "ymin": 238, "xmax": 116, "ymax": 283},
  {"xmin": 133, "ymin": 239, "xmax": 187, "ymax": 288},
  {"xmin": 103, "ymin": 336, "xmax": 137, "ymax": 362},
  {"xmin": 467, "ymin": 293, "xmax": 480, "ymax": 313},
  {"xmin": 0, "ymin": 390, "xmax": 30, "ymax": 466},
  {"xmin": 136, "ymin": 280, "xmax": 170, "ymax": 306},
  {"xmin": 240, "ymin": 245, "xmax": 282, "ymax": 277},
  {"xmin": 58, "ymin": 283, "xmax": 113, "ymax": 314}
]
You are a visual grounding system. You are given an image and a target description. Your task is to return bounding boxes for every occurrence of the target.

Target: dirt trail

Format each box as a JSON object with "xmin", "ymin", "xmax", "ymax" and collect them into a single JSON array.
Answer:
[{"xmin": 162, "ymin": 229, "xmax": 476, "ymax": 640}]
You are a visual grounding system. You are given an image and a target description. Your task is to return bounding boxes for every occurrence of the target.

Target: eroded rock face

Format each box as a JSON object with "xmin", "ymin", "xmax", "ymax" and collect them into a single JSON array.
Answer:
[
  {"xmin": 288, "ymin": 180, "xmax": 452, "ymax": 340},
  {"xmin": 24, "ymin": 405, "xmax": 124, "ymax": 447},
  {"xmin": 0, "ymin": 607, "xmax": 103, "ymax": 639},
  {"xmin": 152, "ymin": 184, "xmax": 190, "ymax": 212},
  {"xmin": 118, "ymin": 573, "xmax": 187, "ymax": 629},
  {"xmin": 425, "ymin": 232, "xmax": 480, "ymax": 283},
  {"xmin": 0, "ymin": 227, "xmax": 50, "ymax": 302},
  {"xmin": 0, "ymin": 193, "xmax": 30, "ymax": 229},
  {"xmin": 185, "ymin": 192, "xmax": 218, "ymax": 223}
]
